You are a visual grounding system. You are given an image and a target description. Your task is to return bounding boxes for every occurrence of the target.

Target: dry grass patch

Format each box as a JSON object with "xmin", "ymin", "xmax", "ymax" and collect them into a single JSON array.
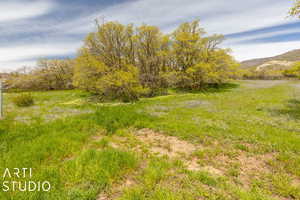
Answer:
[
  {"xmin": 135, "ymin": 128, "xmax": 200, "ymax": 157},
  {"xmin": 236, "ymin": 152, "xmax": 275, "ymax": 187}
]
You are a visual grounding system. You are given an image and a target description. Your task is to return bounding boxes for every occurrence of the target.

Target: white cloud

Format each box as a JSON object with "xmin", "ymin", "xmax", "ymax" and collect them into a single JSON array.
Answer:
[
  {"xmin": 224, "ymin": 28, "xmax": 300, "ymax": 46},
  {"xmin": 0, "ymin": 1, "xmax": 55, "ymax": 22},
  {"xmin": 0, "ymin": 60, "xmax": 36, "ymax": 72},
  {"xmin": 52, "ymin": 0, "xmax": 295, "ymax": 35},
  {"xmin": 200, "ymin": 1, "xmax": 295, "ymax": 34},
  {"xmin": 227, "ymin": 41, "xmax": 300, "ymax": 61},
  {"xmin": 0, "ymin": 42, "xmax": 82, "ymax": 71},
  {"xmin": 0, "ymin": 0, "xmax": 299, "ymax": 71},
  {"xmin": 55, "ymin": 0, "xmax": 299, "ymax": 62}
]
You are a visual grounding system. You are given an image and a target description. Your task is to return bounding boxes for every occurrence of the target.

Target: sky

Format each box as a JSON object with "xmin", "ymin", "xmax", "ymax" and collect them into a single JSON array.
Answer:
[{"xmin": 0, "ymin": 0, "xmax": 299, "ymax": 72}]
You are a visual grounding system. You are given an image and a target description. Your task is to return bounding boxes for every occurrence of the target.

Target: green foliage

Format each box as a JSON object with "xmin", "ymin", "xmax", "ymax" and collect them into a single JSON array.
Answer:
[
  {"xmin": 242, "ymin": 68, "xmax": 287, "ymax": 80},
  {"xmin": 73, "ymin": 20, "xmax": 238, "ymax": 101},
  {"xmin": 86, "ymin": 21, "xmax": 135, "ymax": 68},
  {"xmin": 73, "ymin": 48, "xmax": 108, "ymax": 92},
  {"xmin": 95, "ymin": 65, "xmax": 146, "ymax": 102},
  {"xmin": 73, "ymin": 22, "xmax": 148, "ymax": 101},
  {"xmin": 74, "ymin": 50, "xmax": 145, "ymax": 101},
  {"xmin": 189, "ymin": 171, "xmax": 218, "ymax": 186},
  {"xmin": 283, "ymin": 62, "xmax": 300, "ymax": 78},
  {"xmin": 168, "ymin": 20, "xmax": 237, "ymax": 89},
  {"xmin": 135, "ymin": 25, "xmax": 170, "ymax": 93},
  {"xmin": 165, "ymin": 50, "xmax": 238, "ymax": 89},
  {"xmin": 290, "ymin": 0, "xmax": 300, "ymax": 18},
  {"xmin": 12, "ymin": 93, "xmax": 34, "ymax": 107},
  {"xmin": 171, "ymin": 20, "xmax": 205, "ymax": 72}
]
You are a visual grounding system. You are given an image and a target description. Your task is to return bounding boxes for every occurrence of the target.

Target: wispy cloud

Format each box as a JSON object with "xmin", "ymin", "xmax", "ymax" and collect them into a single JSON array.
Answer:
[
  {"xmin": 0, "ymin": 1, "xmax": 55, "ymax": 23},
  {"xmin": 228, "ymin": 41, "xmax": 300, "ymax": 61},
  {"xmin": 0, "ymin": 0, "xmax": 298, "ymax": 71},
  {"xmin": 0, "ymin": 42, "xmax": 82, "ymax": 71}
]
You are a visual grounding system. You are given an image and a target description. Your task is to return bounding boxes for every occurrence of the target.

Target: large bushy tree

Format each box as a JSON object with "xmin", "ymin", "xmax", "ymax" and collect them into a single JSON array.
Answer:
[
  {"xmin": 135, "ymin": 25, "xmax": 170, "ymax": 93},
  {"xmin": 73, "ymin": 20, "xmax": 238, "ymax": 101},
  {"xmin": 73, "ymin": 22, "xmax": 146, "ymax": 101},
  {"xmin": 165, "ymin": 20, "xmax": 238, "ymax": 89}
]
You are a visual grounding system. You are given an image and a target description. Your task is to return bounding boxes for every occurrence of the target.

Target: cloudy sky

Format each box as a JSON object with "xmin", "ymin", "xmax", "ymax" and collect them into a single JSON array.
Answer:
[{"xmin": 0, "ymin": 0, "xmax": 299, "ymax": 71}]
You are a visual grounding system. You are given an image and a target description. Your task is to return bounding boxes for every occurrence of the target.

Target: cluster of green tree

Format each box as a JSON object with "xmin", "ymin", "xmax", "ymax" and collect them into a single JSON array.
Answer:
[
  {"xmin": 5, "ymin": 59, "xmax": 74, "ymax": 91},
  {"xmin": 283, "ymin": 62, "xmax": 300, "ymax": 78},
  {"xmin": 240, "ymin": 62, "xmax": 300, "ymax": 80},
  {"xmin": 73, "ymin": 20, "xmax": 238, "ymax": 101},
  {"xmin": 241, "ymin": 68, "xmax": 287, "ymax": 80},
  {"xmin": 290, "ymin": 0, "xmax": 300, "ymax": 17}
]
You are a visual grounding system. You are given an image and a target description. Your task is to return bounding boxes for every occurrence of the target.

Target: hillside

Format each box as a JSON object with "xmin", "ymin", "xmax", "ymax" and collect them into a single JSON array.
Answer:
[{"xmin": 241, "ymin": 49, "xmax": 300, "ymax": 69}]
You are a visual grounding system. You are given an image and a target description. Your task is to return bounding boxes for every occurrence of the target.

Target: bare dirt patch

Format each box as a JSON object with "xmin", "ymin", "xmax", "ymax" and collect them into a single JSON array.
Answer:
[
  {"xmin": 135, "ymin": 129, "xmax": 205, "ymax": 172},
  {"xmin": 135, "ymin": 128, "xmax": 200, "ymax": 158},
  {"xmin": 205, "ymin": 151, "xmax": 278, "ymax": 187},
  {"xmin": 236, "ymin": 153, "xmax": 274, "ymax": 186}
]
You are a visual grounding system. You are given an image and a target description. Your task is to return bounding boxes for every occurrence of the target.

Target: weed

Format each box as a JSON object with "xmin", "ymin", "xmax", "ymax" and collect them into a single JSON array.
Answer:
[{"xmin": 12, "ymin": 93, "xmax": 34, "ymax": 107}]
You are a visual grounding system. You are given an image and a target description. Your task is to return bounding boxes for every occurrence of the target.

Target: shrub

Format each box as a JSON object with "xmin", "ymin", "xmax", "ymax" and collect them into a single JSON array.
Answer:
[
  {"xmin": 12, "ymin": 93, "xmax": 34, "ymax": 107},
  {"xmin": 284, "ymin": 62, "xmax": 300, "ymax": 79},
  {"xmin": 95, "ymin": 65, "xmax": 146, "ymax": 102},
  {"xmin": 74, "ymin": 59, "xmax": 147, "ymax": 102},
  {"xmin": 73, "ymin": 49, "xmax": 108, "ymax": 92}
]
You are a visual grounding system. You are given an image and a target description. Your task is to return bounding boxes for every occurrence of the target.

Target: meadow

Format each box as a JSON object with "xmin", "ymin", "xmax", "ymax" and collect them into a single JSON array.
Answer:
[{"xmin": 1, "ymin": 80, "xmax": 300, "ymax": 200}]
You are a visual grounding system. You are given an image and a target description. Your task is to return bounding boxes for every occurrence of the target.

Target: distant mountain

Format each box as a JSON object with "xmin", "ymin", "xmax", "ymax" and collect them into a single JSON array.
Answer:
[{"xmin": 240, "ymin": 49, "xmax": 300, "ymax": 70}]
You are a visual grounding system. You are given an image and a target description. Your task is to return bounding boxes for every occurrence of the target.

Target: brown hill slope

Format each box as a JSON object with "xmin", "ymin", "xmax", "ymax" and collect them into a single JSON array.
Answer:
[{"xmin": 241, "ymin": 49, "xmax": 300, "ymax": 68}]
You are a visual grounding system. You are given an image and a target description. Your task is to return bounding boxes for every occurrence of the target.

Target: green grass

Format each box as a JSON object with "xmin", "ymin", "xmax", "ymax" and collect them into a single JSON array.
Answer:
[{"xmin": 1, "ymin": 80, "xmax": 300, "ymax": 199}]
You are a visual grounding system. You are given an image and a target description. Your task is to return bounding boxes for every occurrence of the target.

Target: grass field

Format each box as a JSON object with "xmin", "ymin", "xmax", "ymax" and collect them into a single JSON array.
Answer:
[{"xmin": 1, "ymin": 80, "xmax": 300, "ymax": 200}]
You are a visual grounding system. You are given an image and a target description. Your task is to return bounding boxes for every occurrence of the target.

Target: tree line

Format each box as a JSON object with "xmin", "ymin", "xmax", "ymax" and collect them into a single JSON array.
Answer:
[
  {"xmin": 5, "ymin": 59, "xmax": 74, "ymax": 91},
  {"xmin": 5, "ymin": 20, "xmax": 239, "ymax": 101},
  {"xmin": 240, "ymin": 61, "xmax": 300, "ymax": 80}
]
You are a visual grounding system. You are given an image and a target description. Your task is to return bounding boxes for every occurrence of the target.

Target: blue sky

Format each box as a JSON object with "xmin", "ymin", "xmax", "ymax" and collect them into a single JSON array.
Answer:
[{"xmin": 0, "ymin": 0, "xmax": 299, "ymax": 71}]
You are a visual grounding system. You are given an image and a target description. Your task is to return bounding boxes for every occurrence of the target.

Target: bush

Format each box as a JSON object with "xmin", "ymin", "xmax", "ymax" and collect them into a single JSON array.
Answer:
[
  {"xmin": 74, "ymin": 50, "xmax": 148, "ymax": 102},
  {"xmin": 284, "ymin": 62, "xmax": 300, "ymax": 79},
  {"xmin": 95, "ymin": 65, "xmax": 147, "ymax": 102},
  {"xmin": 12, "ymin": 93, "xmax": 34, "ymax": 107}
]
